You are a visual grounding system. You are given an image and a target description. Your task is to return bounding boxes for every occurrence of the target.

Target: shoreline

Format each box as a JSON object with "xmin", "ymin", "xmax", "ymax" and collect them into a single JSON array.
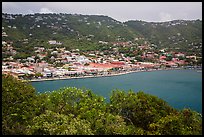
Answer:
[{"xmin": 29, "ymin": 67, "xmax": 187, "ymax": 82}]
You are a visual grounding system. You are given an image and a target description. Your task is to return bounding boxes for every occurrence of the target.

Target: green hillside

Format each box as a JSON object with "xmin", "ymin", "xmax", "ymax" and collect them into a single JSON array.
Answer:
[
  {"xmin": 2, "ymin": 13, "xmax": 202, "ymax": 55},
  {"xmin": 2, "ymin": 13, "xmax": 139, "ymax": 51},
  {"xmin": 125, "ymin": 20, "xmax": 202, "ymax": 55}
]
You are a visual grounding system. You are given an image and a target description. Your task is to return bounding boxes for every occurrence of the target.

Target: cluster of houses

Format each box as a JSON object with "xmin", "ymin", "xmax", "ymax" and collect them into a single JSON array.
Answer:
[{"xmin": 3, "ymin": 38, "xmax": 199, "ymax": 80}]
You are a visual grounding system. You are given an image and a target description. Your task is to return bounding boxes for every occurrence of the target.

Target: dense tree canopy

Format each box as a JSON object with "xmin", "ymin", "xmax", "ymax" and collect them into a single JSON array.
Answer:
[{"xmin": 2, "ymin": 74, "xmax": 202, "ymax": 135}]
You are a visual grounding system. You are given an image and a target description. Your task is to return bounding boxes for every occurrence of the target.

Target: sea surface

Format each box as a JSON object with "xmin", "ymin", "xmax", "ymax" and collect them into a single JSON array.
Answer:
[{"xmin": 31, "ymin": 69, "xmax": 202, "ymax": 113}]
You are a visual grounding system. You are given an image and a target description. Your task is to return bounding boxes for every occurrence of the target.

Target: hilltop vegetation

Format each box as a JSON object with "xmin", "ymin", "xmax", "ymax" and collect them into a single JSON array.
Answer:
[
  {"xmin": 2, "ymin": 13, "xmax": 139, "ymax": 51},
  {"xmin": 125, "ymin": 20, "xmax": 202, "ymax": 55},
  {"xmin": 2, "ymin": 13, "xmax": 202, "ymax": 56},
  {"xmin": 2, "ymin": 74, "xmax": 202, "ymax": 135}
]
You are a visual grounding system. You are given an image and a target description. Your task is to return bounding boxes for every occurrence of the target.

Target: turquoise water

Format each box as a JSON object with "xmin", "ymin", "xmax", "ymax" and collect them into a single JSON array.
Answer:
[{"xmin": 31, "ymin": 69, "xmax": 202, "ymax": 113}]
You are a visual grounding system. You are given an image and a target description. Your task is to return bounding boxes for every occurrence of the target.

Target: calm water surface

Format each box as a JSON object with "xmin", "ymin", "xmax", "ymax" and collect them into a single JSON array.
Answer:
[{"xmin": 31, "ymin": 69, "xmax": 202, "ymax": 113}]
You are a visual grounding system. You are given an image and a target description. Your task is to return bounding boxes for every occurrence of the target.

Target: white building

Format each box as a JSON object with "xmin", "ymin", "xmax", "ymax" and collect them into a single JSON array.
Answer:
[{"xmin": 76, "ymin": 56, "xmax": 91, "ymax": 64}]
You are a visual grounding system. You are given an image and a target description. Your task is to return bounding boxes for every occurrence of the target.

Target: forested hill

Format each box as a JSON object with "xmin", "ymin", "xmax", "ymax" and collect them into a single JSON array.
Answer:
[
  {"xmin": 2, "ymin": 13, "xmax": 139, "ymax": 43},
  {"xmin": 2, "ymin": 13, "xmax": 202, "ymax": 53},
  {"xmin": 125, "ymin": 19, "xmax": 202, "ymax": 52}
]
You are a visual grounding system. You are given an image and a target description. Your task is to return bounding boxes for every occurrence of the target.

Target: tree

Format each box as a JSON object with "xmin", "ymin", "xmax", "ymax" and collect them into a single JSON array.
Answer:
[
  {"xmin": 13, "ymin": 52, "xmax": 30, "ymax": 60},
  {"xmin": 135, "ymin": 56, "xmax": 144, "ymax": 62},
  {"xmin": 178, "ymin": 56, "xmax": 185, "ymax": 60},
  {"xmin": 26, "ymin": 110, "xmax": 94, "ymax": 135},
  {"xmin": 2, "ymin": 74, "xmax": 202, "ymax": 135},
  {"xmin": 35, "ymin": 72, "xmax": 43, "ymax": 78},
  {"xmin": 165, "ymin": 56, "xmax": 172, "ymax": 61},
  {"xmin": 2, "ymin": 74, "xmax": 37, "ymax": 134},
  {"xmin": 180, "ymin": 108, "xmax": 202, "ymax": 135},
  {"xmin": 148, "ymin": 114, "xmax": 186, "ymax": 135},
  {"xmin": 148, "ymin": 109, "xmax": 202, "ymax": 135},
  {"xmin": 109, "ymin": 90, "xmax": 177, "ymax": 130},
  {"xmin": 84, "ymin": 63, "xmax": 90, "ymax": 66}
]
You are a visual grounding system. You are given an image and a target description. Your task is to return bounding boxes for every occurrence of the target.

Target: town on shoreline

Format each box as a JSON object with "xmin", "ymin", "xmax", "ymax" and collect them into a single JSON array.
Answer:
[
  {"xmin": 2, "ymin": 13, "xmax": 202, "ymax": 83},
  {"xmin": 2, "ymin": 45, "xmax": 202, "ymax": 83},
  {"xmin": 29, "ymin": 67, "xmax": 186, "ymax": 82}
]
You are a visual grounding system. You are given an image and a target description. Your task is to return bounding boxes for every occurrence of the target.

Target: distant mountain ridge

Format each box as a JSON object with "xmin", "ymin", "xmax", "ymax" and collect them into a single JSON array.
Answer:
[
  {"xmin": 2, "ymin": 13, "xmax": 202, "ymax": 54},
  {"xmin": 124, "ymin": 19, "xmax": 202, "ymax": 49},
  {"xmin": 2, "ymin": 13, "xmax": 139, "ymax": 41}
]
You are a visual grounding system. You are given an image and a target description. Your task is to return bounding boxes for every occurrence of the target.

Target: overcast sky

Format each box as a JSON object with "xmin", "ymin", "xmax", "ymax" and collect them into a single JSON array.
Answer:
[{"xmin": 2, "ymin": 2, "xmax": 202, "ymax": 22}]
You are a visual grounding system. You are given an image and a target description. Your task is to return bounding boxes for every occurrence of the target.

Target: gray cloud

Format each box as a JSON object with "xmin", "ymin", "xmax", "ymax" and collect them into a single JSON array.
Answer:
[{"xmin": 2, "ymin": 2, "xmax": 202, "ymax": 22}]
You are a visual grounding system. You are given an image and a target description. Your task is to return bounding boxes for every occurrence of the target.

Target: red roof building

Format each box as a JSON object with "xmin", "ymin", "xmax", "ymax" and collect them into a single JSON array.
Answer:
[
  {"xmin": 159, "ymin": 56, "xmax": 167, "ymax": 60},
  {"xmin": 111, "ymin": 61, "xmax": 125, "ymax": 66}
]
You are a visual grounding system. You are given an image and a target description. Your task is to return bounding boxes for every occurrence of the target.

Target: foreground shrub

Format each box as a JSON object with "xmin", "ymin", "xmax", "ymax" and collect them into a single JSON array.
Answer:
[{"xmin": 2, "ymin": 75, "xmax": 202, "ymax": 135}]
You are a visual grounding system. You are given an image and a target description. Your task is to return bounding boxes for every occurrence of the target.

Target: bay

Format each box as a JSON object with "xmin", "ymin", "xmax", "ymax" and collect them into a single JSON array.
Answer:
[{"xmin": 31, "ymin": 69, "xmax": 202, "ymax": 113}]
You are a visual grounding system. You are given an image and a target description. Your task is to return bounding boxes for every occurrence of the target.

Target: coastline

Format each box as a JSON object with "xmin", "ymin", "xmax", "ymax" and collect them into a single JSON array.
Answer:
[{"xmin": 29, "ymin": 67, "xmax": 185, "ymax": 82}]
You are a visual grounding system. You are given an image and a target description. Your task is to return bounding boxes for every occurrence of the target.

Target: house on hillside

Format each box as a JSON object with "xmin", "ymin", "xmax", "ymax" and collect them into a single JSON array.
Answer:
[
  {"xmin": 48, "ymin": 40, "xmax": 62, "ymax": 45},
  {"xmin": 111, "ymin": 42, "xmax": 129, "ymax": 46}
]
